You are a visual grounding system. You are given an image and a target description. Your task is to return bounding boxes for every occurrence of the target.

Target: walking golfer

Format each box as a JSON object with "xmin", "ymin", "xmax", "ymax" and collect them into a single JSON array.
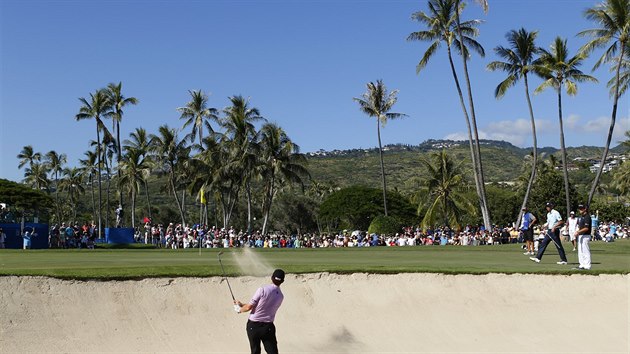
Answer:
[
  {"xmin": 574, "ymin": 204, "xmax": 592, "ymax": 270},
  {"xmin": 235, "ymin": 269, "xmax": 285, "ymax": 354},
  {"xmin": 530, "ymin": 202, "xmax": 568, "ymax": 265}
]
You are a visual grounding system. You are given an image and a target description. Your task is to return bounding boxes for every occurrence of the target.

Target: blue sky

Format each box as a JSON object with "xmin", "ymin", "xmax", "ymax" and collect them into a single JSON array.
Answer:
[{"xmin": 1, "ymin": 0, "xmax": 629, "ymax": 183}]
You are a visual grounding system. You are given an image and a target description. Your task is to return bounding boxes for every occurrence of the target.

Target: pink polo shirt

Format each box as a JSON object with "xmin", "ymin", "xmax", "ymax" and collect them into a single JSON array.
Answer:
[{"xmin": 248, "ymin": 284, "xmax": 284, "ymax": 323}]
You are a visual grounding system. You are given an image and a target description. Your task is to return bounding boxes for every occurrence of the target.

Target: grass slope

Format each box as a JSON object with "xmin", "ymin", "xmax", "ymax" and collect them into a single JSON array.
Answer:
[{"xmin": 1, "ymin": 239, "xmax": 628, "ymax": 279}]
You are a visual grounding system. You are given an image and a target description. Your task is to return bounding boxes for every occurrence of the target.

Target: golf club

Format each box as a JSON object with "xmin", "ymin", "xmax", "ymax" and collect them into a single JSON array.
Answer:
[{"xmin": 218, "ymin": 251, "xmax": 241, "ymax": 313}]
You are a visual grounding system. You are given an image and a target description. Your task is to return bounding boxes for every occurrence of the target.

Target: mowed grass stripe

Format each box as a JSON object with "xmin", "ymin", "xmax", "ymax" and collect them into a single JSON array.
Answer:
[{"xmin": 0, "ymin": 240, "xmax": 628, "ymax": 279}]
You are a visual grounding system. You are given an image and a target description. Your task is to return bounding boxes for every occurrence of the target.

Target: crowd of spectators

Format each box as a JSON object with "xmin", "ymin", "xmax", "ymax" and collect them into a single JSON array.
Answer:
[{"xmin": 39, "ymin": 218, "xmax": 629, "ymax": 250}]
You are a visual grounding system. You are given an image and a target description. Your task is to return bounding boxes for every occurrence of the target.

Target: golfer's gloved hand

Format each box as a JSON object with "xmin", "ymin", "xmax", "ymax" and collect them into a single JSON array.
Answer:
[{"xmin": 234, "ymin": 304, "xmax": 241, "ymax": 313}]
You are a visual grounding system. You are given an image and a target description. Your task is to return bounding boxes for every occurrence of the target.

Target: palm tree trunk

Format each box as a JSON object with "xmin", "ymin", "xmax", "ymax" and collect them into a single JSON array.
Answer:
[
  {"xmin": 117, "ymin": 120, "xmax": 124, "ymax": 211},
  {"xmin": 447, "ymin": 47, "xmax": 485, "ymax": 227},
  {"xmin": 262, "ymin": 173, "xmax": 275, "ymax": 235},
  {"xmin": 54, "ymin": 171, "xmax": 61, "ymax": 223},
  {"xmin": 170, "ymin": 174, "xmax": 186, "ymax": 227},
  {"xmin": 105, "ymin": 158, "xmax": 111, "ymax": 228},
  {"xmin": 377, "ymin": 118, "xmax": 388, "ymax": 216},
  {"xmin": 144, "ymin": 180, "xmax": 152, "ymax": 220},
  {"xmin": 246, "ymin": 180, "xmax": 253, "ymax": 235},
  {"xmin": 96, "ymin": 126, "xmax": 102, "ymax": 239},
  {"xmin": 454, "ymin": 5, "xmax": 491, "ymax": 230},
  {"xmin": 558, "ymin": 88, "xmax": 571, "ymax": 215},
  {"xmin": 131, "ymin": 188, "xmax": 136, "ymax": 229},
  {"xmin": 516, "ymin": 75, "xmax": 538, "ymax": 227},
  {"xmin": 90, "ymin": 174, "xmax": 96, "ymax": 226},
  {"xmin": 588, "ymin": 43, "xmax": 625, "ymax": 206}
]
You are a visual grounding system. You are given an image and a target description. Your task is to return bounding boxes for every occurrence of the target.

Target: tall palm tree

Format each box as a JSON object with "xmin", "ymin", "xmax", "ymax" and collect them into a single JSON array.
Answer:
[
  {"xmin": 119, "ymin": 147, "xmax": 149, "ymax": 229},
  {"xmin": 418, "ymin": 149, "xmax": 476, "ymax": 230},
  {"xmin": 124, "ymin": 127, "xmax": 153, "ymax": 221},
  {"xmin": 221, "ymin": 95, "xmax": 265, "ymax": 234},
  {"xmin": 79, "ymin": 150, "xmax": 98, "ymax": 225},
  {"xmin": 150, "ymin": 125, "xmax": 190, "ymax": 226},
  {"xmin": 106, "ymin": 81, "xmax": 138, "ymax": 209},
  {"xmin": 353, "ymin": 80, "xmax": 407, "ymax": 216},
  {"xmin": 487, "ymin": 28, "xmax": 540, "ymax": 228},
  {"xmin": 578, "ymin": 0, "xmax": 630, "ymax": 206},
  {"xmin": 17, "ymin": 145, "xmax": 41, "ymax": 170},
  {"xmin": 44, "ymin": 150, "xmax": 67, "ymax": 224},
  {"xmin": 177, "ymin": 89, "xmax": 219, "ymax": 150},
  {"xmin": 407, "ymin": 0, "xmax": 487, "ymax": 228},
  {"xmin": 76, "ymin": 89, "xmax": 112, "ymax": 238},
  {"xmin": 535, "ymin": 37, "xmax": 598, "ymax": 215},
  {"xmin": 454, "ymin": 0, "xmax": 491, "ymax": 231},
  {"xmin": 259, "ymin": 123, "xmax": 310, "ymax": 235},
  {"xmin": 60, "ymin": 167, "xmax": 84, "ymax": 223}
]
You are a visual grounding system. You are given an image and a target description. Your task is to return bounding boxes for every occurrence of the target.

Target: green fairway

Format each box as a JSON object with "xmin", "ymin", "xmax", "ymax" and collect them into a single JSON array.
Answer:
[{"xmin": 0, "ymin": 240, "xmax": 628, "ymax": 279}]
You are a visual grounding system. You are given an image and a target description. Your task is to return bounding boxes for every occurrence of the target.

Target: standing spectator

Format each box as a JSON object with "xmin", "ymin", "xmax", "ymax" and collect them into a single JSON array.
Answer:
[
  {"xmin": 573, "ymin": 204, "xmax": 592, "ymax": 270},
  {"xmin": 591, "ymin": 211, "xmax": 599, "ymax": 239},
  {"xmin": 0, "ymin": 227, "xmax": 5, "ymax": 249},
  {"xmin": 22, "ymin": 227, "xmax": 36, "ymax": 249},
  {"xmin": 234, "ymin": 269, "xmax": 286, "ymax": 354},
  {"xmin": 530, "ymin": 202, "xmax": 568, "ymax": 265},
  {"xmin": 115, "ymin": 205, "xmax": 123, "ymax": 228},
  {"xmin": 520, "ymin": 207, "xmax": 537, "ymax": 256},
  {"xmin": 567, "ymin": 211, "xmax": 578, "ymax": 251}
]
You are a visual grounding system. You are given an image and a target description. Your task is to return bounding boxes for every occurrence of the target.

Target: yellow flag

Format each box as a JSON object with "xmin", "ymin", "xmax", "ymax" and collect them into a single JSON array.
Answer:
[{"xmin": 200, "ymin": 187, "xmax": 206, "ymax": 204}]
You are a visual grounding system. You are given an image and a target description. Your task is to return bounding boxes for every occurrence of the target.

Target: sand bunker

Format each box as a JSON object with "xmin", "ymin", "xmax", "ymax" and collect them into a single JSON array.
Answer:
[{"xmin": 1, "ymin": 273, "xmax": 628, "ymax": 353}]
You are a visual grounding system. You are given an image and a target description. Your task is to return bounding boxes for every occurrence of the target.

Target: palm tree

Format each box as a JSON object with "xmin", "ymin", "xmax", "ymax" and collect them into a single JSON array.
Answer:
[
  {"xmin": 44, "ymin": 150, "xmax": 67, "ymax": 224},
  {"xmin": 60, "ymin": 167, "xmax": 85, "ymax": 222},
  {"xmin": 353, "ymin": 80, "xmax": 407, "ymax": 216},
  {"xmin": 106, "ymin": 82, "xmax": 138, "ymax": 209},
  {"xmin": 535, "ymin": 37, "xmax": 598, "ymax": 215},
  {"xmin": 79, "ymin": 150, "xmax": 98, "ymax": 225},
  {"xmin": 418, "ymin": 149, "xmax": 476, "ymax": 230},
  {"xmin": 17, "ymin": 145, "xmax": 42, "ymax": 170},
  {"xmin": 177, "ymin": 89, "xmax": 219, "ymax": 150},
  {"xmin": 150, "ymin": 125, "xmax": 190, "ymax": 226},
  {"xmin": 76, "ymin": 89, "xmax": 112, "ymax": 238},
  {"xmin": 221, "ymin": 95, "xmax": 265, "ymax": 234},
  {"xmin": 119, "ymin": 147, "xmax": 149, "ymax": 228},
  {"xmin": 454, "ymin": 0, "xmax": 492, "ymax": 231},
  {"xmin": 407, "ymin": 0, "xmax": 488, "ymax": 228},
  {"xmin": 579, "ymin": 0, "xmax": 630, "ymax": 206},
  {"xmin": 487, "ymin": 28, "xmax": 540, "ymax": 228},
  {"xmin": 258, "ymin": 123, "xmax": 310, "ymax": 235},
  {"xmin": 124, "ymin": 127, "xmax": 153, "ymax": 221},
  {"xmin": 24, "ymin": 162, "xmax": 50, "ymax": 191}
]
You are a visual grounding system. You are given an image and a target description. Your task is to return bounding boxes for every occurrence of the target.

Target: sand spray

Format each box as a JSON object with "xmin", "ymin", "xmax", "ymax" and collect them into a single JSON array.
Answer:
[{"xmin": 233, "ymin": 247, "xmax": 274, "ymax": 277}]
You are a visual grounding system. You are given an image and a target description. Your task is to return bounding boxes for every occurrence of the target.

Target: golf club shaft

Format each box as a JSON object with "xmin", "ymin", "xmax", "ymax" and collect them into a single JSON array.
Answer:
[{"xmin": 218, "ymin": 252, "xmax": 236, "ymax": 301}]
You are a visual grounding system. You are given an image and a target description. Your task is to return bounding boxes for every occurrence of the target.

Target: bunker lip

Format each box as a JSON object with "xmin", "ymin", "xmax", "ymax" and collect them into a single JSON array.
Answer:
[{"xmin": 1, "ymin": 273, "xmax": 628, "ymax": 353}]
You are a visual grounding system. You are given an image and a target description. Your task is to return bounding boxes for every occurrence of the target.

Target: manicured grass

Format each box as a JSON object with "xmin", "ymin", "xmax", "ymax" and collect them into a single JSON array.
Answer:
[{"xmin": 0, "ymin": 240, "xmax": 628, "ymax": 279}]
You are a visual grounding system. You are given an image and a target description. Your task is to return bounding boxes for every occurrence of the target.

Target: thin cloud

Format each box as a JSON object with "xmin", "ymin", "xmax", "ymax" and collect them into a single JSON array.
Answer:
[{"xmin": 444, "ymin": 118, "xmax": 553, "ymax": 147}]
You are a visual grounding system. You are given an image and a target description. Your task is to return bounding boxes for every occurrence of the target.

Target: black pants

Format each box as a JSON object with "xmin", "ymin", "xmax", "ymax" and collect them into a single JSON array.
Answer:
[
  {"xmin": 247, "ymin": 320, "xmax": 278, "ymax": 354},
  {"xmin": 537, "ymin": 229, "xmax": 567, "ymax": 262}
]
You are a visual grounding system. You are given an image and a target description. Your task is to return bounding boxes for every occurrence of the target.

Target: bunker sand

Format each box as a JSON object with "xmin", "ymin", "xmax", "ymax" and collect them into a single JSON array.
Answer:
[{"xmin": 1, "ymin": 273, "xmax": 628, "ymax": 353}]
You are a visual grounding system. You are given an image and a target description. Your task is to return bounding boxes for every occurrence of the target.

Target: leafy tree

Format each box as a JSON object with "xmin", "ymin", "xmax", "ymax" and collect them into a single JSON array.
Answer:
[
  {"xmin": 485, "ymin": 184, "xmax": 520, "ymax": 227},
  {"xmin": 353, "ymin": 80, "xmax": 407, "ymax": 217},
  {"xmin": 319, "ymin": 185, "xmax": 416, "ymax": 231},
  {"xmin": 578, "ymin": 0, "xmax": 630, "ymax": 205},
  {"xmin": 270, "ymin": 191, "xmax": 318, "ymax": 236},
  {"xmin": 535, "ymin": 37, "xmax": 598, "ymax": 216},
  {"xmin": 60, "ymin": 167, "xmax": 84, "ymax": 222},
  {"xmin": 124, "ymin": 127, "xmax": 154, "ymax": 221},
  {"xmin": 0, "ymin": 178, "xmax": 53, "ymax": 222},
  {"xmin": 119, "ymin": 147, "xmax": 150, "ymax": 228},
  {"xmin": 368, "ymin": 215, "xmax": 402, "ymax": 235},
  {"xmin": 487, "ymin": 28, "xmax": 540, "ymax": 228},
  {"xmin": 407, "ymin": 0, "xmax": 488, "ymax": 230}
]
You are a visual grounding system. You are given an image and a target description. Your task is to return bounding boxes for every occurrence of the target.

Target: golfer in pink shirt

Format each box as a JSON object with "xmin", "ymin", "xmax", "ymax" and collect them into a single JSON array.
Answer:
[{"xmin": 235, "ymin": 269, "xmax": 285, "ymax": 354}]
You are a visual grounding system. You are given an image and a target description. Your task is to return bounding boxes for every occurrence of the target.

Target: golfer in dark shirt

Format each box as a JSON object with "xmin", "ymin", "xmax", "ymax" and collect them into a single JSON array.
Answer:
[{"xmin": 235, "ymin": 269, "xmax": 285, "ymax": 354}]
